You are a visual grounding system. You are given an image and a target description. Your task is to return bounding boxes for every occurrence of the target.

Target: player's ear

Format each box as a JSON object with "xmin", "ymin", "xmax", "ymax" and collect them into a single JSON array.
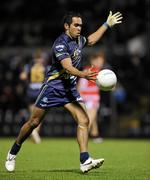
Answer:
[{"xmin": 64, "ymin": 23, "xmax": 69, "ymax": 30}]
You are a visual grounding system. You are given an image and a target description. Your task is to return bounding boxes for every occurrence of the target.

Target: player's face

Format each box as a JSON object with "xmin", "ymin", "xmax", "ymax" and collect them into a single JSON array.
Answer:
[
  {"xmin": 36, "ymin": 57, "xmax": 45, "ymax": 65},
  {"xmin": 68, "ymin": 17, "xmax": 82, "ymax": 38},
  {"xmin": 91, "ymin": 57, "xmax": 104, "ymax": 69}
]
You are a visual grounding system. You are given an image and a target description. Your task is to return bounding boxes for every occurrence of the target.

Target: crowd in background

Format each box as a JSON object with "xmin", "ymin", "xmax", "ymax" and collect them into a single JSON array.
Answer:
[{"xmin": 0, "ymin": 0, "xmax": 150, "ymax": 137}]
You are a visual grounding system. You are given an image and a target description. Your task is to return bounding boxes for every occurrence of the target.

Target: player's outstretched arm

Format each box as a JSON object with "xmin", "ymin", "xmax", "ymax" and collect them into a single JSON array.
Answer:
[{"xmin": 87, "ymin": 11, "xmax": 123, "ymax": 46}]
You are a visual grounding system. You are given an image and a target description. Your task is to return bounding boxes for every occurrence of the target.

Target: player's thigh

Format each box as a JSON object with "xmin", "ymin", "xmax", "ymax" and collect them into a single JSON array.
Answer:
[{"xmin": 64, "ymin": 101, "xmax": 89, "ymax": 124}]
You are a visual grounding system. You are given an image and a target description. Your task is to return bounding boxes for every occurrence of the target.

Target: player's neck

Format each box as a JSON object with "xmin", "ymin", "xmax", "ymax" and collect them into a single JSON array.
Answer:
[{"xmin": 65, "ymin": 31, "xmax": 78, "ymax": 40}]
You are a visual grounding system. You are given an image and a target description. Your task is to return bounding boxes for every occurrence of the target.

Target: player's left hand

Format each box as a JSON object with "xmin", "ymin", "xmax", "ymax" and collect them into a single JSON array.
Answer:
[{"xmin": 106, "ymin": 11, "xmax": 123, "ymax": 27}]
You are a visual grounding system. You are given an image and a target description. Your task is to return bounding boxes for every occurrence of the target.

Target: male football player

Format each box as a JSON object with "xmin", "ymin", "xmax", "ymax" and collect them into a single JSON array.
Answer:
[{"xmin": 5, "ymin": 11, "xmax": 122, "ymax": 173}]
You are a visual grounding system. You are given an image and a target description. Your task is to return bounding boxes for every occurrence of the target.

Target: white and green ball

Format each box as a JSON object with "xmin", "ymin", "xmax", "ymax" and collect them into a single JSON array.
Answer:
[{"xmin": 96, "ymin": 69, "xmax": 117, "ymax": 91}]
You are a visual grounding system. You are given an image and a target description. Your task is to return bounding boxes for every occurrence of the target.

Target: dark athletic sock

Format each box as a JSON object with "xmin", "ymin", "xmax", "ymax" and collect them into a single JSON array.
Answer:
[
  {"xmin": 80, "ymin": 152, "xmax": 89, "ymax": 164},
  {"xmin": 10, "ymin": 142, "xmax": 21, "ymax": 155}
]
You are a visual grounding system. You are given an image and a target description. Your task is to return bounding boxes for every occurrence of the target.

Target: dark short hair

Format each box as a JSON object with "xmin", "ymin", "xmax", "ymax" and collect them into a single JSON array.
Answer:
[
  {"xmin": 89, "ymin": 50, "xmax": 106, "ymax": 62},
  {"xmin": 62, "ymin": 11, "xmax": 82, "ymax": 26}
]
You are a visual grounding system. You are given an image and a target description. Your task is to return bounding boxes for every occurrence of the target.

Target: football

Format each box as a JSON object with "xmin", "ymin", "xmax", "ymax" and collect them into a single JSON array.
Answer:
[{"xmin": 96, "ymin": 69, "xmax": 117, "ymax": 91}]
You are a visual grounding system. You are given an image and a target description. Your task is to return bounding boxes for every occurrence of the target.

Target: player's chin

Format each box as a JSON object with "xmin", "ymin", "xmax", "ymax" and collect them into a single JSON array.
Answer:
[{"xmin": 75, "ymin": 32, "xmax": 81, "ymax": 37}]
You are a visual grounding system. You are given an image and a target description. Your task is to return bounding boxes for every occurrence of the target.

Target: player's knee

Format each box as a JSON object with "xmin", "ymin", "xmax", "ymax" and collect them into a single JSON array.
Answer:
[
  {"xmin": 84, "ymin": 119, "xmax": 90, "ymax": 127},
  {"xmin": 78, "ymin": 117, "xmax": 89, "ymax": 128},
  {"xmin": 28, "ymin": 116, "xmax": 40, "ymax": 129}
]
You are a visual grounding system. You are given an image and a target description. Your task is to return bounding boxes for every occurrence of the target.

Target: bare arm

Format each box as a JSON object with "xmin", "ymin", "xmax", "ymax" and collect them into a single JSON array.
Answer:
[
  {"xmin": 87, "ymin": 24, "xmax": 108, "ymax": 46},
  {"xmin": 60, "ymin": 58, "xmax": 97, "ymax": 80},
  {"xmin": 87, "ymin": 11, "xmax": 123, "ymax": 46}
]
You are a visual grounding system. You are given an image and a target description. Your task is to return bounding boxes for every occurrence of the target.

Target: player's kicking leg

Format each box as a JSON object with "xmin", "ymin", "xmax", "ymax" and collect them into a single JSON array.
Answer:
[
  {"xmin": 5, "ymin": 106, "xmax": 46, "ymax": 172},
  {"xmin": 64, "ymin": 101, "xmax": 104, "ymax": 173}
]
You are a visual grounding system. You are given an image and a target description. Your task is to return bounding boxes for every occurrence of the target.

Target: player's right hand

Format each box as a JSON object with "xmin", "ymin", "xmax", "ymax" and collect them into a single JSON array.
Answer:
[{"xmin": 82, "ymin": 66, "xmax": 98, "ymax": 80}]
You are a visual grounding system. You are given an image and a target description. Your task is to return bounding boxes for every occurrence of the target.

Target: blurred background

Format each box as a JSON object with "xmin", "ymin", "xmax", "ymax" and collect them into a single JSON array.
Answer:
[{"xmin": 0, "ymin": 0, "xmax": 150, "ymax": 138}]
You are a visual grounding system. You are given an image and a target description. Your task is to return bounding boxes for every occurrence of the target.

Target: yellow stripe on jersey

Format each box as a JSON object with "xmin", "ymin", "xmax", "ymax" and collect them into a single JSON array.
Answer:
[{"xmin": 47, "ymin": 69, "xmax": 65, "ymax": 81}]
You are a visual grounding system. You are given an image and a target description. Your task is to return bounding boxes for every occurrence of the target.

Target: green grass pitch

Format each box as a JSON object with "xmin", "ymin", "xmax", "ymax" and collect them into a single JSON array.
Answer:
[{"xmin": 0, "ymin": 138, "xmax": 150, "ymax": 180}]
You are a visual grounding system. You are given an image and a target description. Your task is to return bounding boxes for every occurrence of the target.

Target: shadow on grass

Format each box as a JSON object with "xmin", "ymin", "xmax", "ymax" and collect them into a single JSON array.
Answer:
[
  {"xmin": 0, "ymin": 168, "xmax": 107, "ymax": 177},
  {"xmin": 33, "ymin": 169, "xmax": 81, "ymax": 174},
  {"xmin": 32, "ymin": 168, "xmax": 107, "ymax": 176}
]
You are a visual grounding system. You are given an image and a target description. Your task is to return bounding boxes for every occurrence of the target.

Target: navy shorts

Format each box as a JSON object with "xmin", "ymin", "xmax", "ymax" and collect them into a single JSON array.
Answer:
[{"xmin": 35, "ymin": 83, "xmax": 82, "ymax": 109}]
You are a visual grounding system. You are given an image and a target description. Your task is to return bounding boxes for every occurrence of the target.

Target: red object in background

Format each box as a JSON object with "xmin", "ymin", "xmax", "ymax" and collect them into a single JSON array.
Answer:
[
  {"xmin": 79, "ymin": 66, "xmax": 100, "ymax": 94},
  {"xmin": 78, "ymin": 66, "xmax": 101, "ymax": 109},
  {"xmin": 84, "ymin": 66, "xmax": 100, "ymax": 85}
]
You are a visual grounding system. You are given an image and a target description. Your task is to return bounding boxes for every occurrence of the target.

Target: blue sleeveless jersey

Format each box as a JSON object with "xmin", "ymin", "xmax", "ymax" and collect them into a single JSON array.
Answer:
[{"xmin": 35, "ymin": 33, "xmax": 86, "ymax": 108}]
